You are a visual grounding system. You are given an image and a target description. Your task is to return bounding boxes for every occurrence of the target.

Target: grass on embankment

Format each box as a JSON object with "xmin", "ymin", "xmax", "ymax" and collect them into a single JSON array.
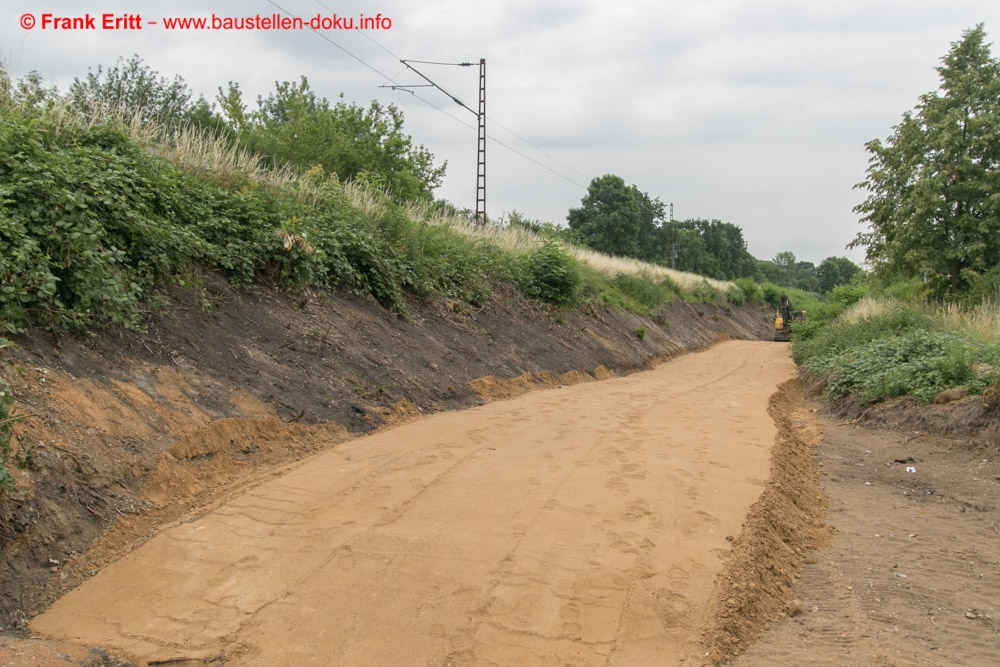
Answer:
[
  {"xmin": 792, "ymin": 292, "xmax": 1000, "ymax": 405},
  {"xmin": 0, "ymin": 98, "xmax": 744, "ymax": 337}
]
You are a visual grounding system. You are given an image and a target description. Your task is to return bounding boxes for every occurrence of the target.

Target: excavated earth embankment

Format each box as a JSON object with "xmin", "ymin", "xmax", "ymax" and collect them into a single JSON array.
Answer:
[{"xmin": 1, "ymin": 275, "xmax": 804, "ymax": 666}]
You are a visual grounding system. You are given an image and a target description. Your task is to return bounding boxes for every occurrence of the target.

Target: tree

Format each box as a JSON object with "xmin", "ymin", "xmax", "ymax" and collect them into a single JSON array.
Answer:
[
  {"xmin": 567, "ymin": 175, "xmax": 643, "ymax": 257},
  {"xmin": 671, "ymin": 219, "xmax": 754, "ymax": 280},
  {"xmin": 219, "ymin": 78, "xmax": 445, "ymax": 202},
  {"xmin": 794, "ymin": 261, "xmax": 819, "ymax": 292},
  {"xmin": 773, "ymin": 251, "xmax": 797, "ymax": 286},
  {"xmin": 851, "ymin": 25, "xmax": 1000, "ymax": 295},
  {"xmin": 672, "ymin": 225, "xmax": 712, "ymax": 275},
  {"xmin": 69, "ymin": 55, "xmax": 206, "ymax": 128},
  {"xmin": 817, "ymin": 256, "xmax": 863, "ymax": 293},
  {"xmin": 631, "ymin": 186, "xmax": 666, "ymax": 262}
]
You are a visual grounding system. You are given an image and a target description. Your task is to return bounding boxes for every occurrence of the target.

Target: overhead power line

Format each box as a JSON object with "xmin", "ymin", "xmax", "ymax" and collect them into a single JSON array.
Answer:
[
  {"xmin": 264, "ymin": 0, "xmax": 607, "ymax": 218},
  {"xmin": 305, "ymin": 0, "xmax": 591, "ymax": 193}
]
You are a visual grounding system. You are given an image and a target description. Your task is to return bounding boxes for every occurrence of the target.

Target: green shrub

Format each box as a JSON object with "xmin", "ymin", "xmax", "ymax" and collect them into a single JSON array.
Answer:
[
  {"xmin": 524, "ymin": 240, "xmax": 580, "ymax": 305},
  {"xmin": 611, "ymin": 272, "xmax": 676, "ymax": 311},
  {"xmin": 761, "ymin": 282, "xmax": 782, "ymax": 309},
  {"xmin": 805, "ymin": 330, "xmax": 997, "ymax": 403},
  {"xmin": 734, "ymin": 278, "xmax": 762, "ymax": 303},
  {"xmin": 826, "ymin": 283, "xmax": 868, "ymax": 309},
  {"xmin": 879, "ymin": 277, "xmax": 927, "ymax": 302},
  {"xmin": 635, "ymin": 326, "xmax": 647, "ymax": 340},
  {"xmin": 725, "ymin": 284, "xmax": 746, "ymax": 306},
  {"xmin": 687, "ymin": 279, "xmax": 723, "ymax": 305}
]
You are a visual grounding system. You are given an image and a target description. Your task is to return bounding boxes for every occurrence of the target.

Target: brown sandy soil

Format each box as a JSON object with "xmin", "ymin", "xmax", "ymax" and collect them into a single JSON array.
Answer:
[
  {"xmin": 730, "ymin": 399, "xmax": 1000, "ymax": 666},
  {"xmin": 0, "ymin": 276, "xmax": 772, "ymax": 638},
  {"xmin": 27, "ymin": 340, "xmax": 798, "ymax": 666}
]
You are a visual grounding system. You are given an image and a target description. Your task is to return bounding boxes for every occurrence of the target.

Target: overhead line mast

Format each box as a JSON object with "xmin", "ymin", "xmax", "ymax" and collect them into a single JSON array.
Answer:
[
  {"xmin": 385, "ymin": 58, "xmax": 487, "ymax": 224},
  {"xmin": 475, "ymin": 59, "xmax": 486, "ymax": 225}
]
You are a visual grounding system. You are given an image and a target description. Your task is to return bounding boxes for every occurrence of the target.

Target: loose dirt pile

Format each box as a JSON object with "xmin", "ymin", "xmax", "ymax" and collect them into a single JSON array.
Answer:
[{"xmin": 701, "ymin": 379, "xmax": 833, "ymax": 662}]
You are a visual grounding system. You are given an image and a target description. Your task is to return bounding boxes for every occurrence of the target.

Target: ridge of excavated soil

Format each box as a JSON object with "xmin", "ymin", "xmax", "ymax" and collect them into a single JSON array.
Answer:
[
  {"xmin": 729, "ymin": 386, "xmax": 1000, "ymax": 667},
  {"xmin": 701, "ymin": 378, "xmax": 833, "ymax": 663}
]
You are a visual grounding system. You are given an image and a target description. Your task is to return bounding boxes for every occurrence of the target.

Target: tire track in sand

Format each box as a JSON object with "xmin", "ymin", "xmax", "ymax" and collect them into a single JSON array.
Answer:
[{"xmin": 32, "ymin": 340, "xmax": 797, "ymax": 666}]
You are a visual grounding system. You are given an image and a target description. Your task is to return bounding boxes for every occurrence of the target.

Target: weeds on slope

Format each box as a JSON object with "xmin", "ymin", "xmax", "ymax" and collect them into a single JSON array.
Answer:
[
  {"xmin": 794, "ymin": 296, "xmax": 1000, "ymax": 404},
  {"xmin": 0, "ymin": 77, "xmax": 747, "ymax": 335}
]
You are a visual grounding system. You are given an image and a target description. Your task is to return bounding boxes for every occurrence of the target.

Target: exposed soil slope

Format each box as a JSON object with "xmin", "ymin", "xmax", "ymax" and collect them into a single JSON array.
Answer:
[
  {"xmin": 31, "ymin": 340, "xmax": 799, "ymax": 666},
  {"xmin": 0, "ymin": 276, "xmax": 772, "ymax": 635}
]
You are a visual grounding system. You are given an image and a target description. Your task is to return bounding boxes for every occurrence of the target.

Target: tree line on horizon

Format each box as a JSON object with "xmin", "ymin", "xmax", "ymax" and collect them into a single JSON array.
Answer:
[
  {"xmin": 547, "ymin": 172, "xmax": 863, "ymax": 293},
  {"xmin": 544, "ymin": 24, "xmax": 1000, "ymax": 302}
]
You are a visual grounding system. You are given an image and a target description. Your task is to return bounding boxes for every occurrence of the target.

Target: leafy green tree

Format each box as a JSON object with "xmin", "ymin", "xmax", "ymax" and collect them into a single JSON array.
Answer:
[
  {"xmin": 697, "ymin": 219, "xmax": 754, "ymax": 279},
  {"xmin": 754, "ymin": 259, "xmax": 785, "ymax": 285},
  {"xmin": 851, "ymin": 25, "xmax": 1000, "ymax": 295},
  {"xmin": 0, "ymin": 68, "xmax": 58, "ymax": 115},
  {"xmin": 672, "ymin": 225, "xmax": 712, "ymax": 276},
  {"xmin": 68, "ymin": 55, "xmax": 217, "ymax": 130},
  {"xmin": 794, "ymin": 261, "xmax": 819, "ymax": 292},
  {"xmin": 773, "ymin": 251, "xmax": 797, "ymax": 286},
  {"xmin": 653, "ymin": 218, "xmax": 754, "ymax": 279},
  {"xmin": 630, "ymin": 187, "xmax": 666, "ymax": 262},
  {"xmin": 567, "ymin": 174, "xmax": 643, "ymax": 257},
  {"xmin": 219, "ymin": 78, "xmax": 445, "ymax": 202},
  {"xmin": 817, "ymin": 256, "xmax": 863, "ymax": 293}
]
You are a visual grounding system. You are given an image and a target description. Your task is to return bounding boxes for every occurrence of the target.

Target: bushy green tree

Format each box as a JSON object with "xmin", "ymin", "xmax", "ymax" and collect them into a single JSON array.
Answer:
[
  {"xmin": 218, "ymin": 78, "xmax": 445, "ymax": 202},
  {"xmin": 672, "ymin": 219, "xmax": 754, "ymax": 280},
  {"xmin": 567, "ymin": 174, "xmax": 644, "ymax": 257},
  {"xmin": 672, "ymin": 225, "xmax": 711, "ymax": 275},
  {"xmin": 0, "ymin": 68, "xmax": 58, "ymax": 115},
  {"xmin": 68, "ymin": 55, "xmax": 221, "ymax": 132},
  {"xmin": 794, "ymin": 260, "xmax": 819, "ymax": 292},
  {"xmin": 772, "ymin": 251, "xmax": 797, "ymax": 286},
  {"xmin": 851, "ymin": 25, "xmax": 1000, "ymax": 295},
  {"xmin": 631, "ymin": 187, "xmax": 666, "ymax": 262},
  {"xmin": 817, "ymin": 256, "xmax": 863, "ymax": 293}
]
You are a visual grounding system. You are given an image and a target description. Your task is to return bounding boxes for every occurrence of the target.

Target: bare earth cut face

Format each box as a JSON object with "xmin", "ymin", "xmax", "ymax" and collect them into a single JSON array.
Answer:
[{"xmin": 31, "ymin": 340, "xmax": 798, "ymax": 666}]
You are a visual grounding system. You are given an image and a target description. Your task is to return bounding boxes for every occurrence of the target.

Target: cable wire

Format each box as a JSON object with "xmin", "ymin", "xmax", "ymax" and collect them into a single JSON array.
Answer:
[
  {"xmin": 310, "ymin": 0, "xmax": 589, "ymax": 188},
  {"xmin": 265, "ymin": 0, "xmax": 594, "ymax": 199}
]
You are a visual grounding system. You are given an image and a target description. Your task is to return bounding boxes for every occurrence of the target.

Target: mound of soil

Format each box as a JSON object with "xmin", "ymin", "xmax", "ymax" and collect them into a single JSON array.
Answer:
[
  {"xmin": 701, "ymin": 379, "xmax": 833, "ymax": 662},
  {"xmin": 730, "ymin": 383, "xmax": 1000, "ymax": 666},
  {"xmin": 0, "ymin": 274, "xmax": 772, "ymax": 634}
]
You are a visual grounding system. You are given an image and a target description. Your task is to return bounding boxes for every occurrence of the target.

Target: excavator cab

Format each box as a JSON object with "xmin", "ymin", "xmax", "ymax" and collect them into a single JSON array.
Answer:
[{"xmin": 773, "ymin": 291, "xmax": 805, "ymax": 342}]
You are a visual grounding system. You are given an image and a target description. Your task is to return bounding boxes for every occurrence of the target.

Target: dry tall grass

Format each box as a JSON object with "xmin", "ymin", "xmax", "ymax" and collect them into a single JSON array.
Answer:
[
  {"xmin": 10, "ymin": 94, "xmax": 296, "ymax": 187},
  {"xmin": 839, "ymin": 296, "xmax": 1000, "ymax": 346},
  {"xmin": 937, "ymin": 301, "xmax": 1000, "ymax": 346},
  {"xmin": 838, "ymin": 296, "xmax": 901, "ymax": 325},
  {"xmin": 402, "ymin": 197, "xmax": 732, "ymax": 292},
  {"xmin": 565, "ymin": 246, "xmax": 732, "ymax": 290}
]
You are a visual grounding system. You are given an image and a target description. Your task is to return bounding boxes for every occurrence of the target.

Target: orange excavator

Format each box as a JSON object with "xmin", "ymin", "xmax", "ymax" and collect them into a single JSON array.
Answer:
[{"xmin": 773, "ymin": 291, "xmax": 805, "ymax": 342}]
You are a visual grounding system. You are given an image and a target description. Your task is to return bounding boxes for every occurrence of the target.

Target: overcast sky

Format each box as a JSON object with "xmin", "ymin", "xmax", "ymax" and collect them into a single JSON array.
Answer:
[{"xmin": 4, "ymin": 0, "xmax": 1000, "ymax": 266}]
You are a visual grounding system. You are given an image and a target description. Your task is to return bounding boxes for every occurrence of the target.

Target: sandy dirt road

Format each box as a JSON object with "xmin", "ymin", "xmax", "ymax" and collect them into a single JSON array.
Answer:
[{"xmin": 31, "ymin": 340, "xmax": 796, "ymax": 666}]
